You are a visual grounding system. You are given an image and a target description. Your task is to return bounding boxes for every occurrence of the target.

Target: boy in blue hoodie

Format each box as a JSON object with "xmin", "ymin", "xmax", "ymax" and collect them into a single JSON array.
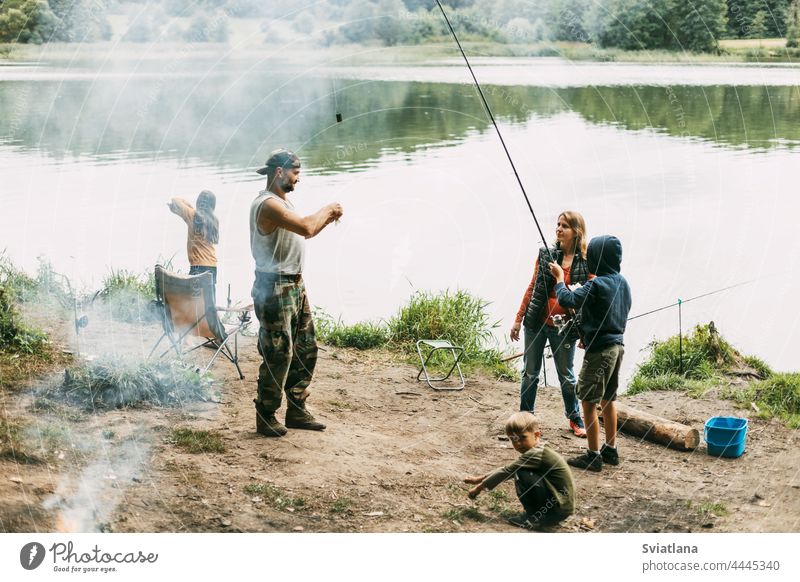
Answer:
[{"xmin": 549, "ymin": 235, "xmax": 632, "ymax": 472}]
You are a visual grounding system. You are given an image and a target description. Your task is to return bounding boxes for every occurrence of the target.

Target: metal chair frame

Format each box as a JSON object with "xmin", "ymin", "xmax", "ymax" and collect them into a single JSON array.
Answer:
[
  {"xmin": 416, "ymin": 339, "xmax": 465, "ymax": 391},
  {"xmin": 149, "ymin": 265, "xmax": 250, "ymax": 379}
]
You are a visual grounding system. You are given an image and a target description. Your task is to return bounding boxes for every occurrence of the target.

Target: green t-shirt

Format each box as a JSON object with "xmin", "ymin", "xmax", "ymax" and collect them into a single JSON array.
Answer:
[{"xmin": 482, "ymin": 442, "xmax": 575, "ymax": 514}]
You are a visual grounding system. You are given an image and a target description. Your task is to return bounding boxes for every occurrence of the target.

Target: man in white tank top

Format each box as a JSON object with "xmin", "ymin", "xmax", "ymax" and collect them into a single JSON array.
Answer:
[{"xmin": 250, "ymin": 149, "xmax": 343, "ymax": 437}]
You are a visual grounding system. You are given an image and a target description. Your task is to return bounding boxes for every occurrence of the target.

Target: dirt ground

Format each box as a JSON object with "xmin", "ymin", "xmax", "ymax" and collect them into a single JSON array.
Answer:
[{"xmin": 1, "ymin": 315, "xmax": 799, "ymax": 534}]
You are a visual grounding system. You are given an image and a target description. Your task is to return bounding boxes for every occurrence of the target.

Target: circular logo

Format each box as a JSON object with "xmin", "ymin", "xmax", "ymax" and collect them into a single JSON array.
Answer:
[{"xmin": 20, "ymin": 542, "xmax": 46, "ymax": 570}]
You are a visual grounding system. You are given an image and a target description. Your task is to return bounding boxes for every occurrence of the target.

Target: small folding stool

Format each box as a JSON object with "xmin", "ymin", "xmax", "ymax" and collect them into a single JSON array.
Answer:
[{"xmin": 416, "ymin": 339, "xmax": 465, "ymax": 390}]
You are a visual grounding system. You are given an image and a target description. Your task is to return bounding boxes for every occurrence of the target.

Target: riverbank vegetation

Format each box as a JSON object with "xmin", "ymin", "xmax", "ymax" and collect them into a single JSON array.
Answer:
[
  {"xmin": 1, "ymin": 254, "xmax": 517, "ymax": 386},
  {"xmin": 318, "ymin": 290, "xmax": 518, "ymax": 380},
  {"xmin": 0, "ymin": 253, "xmax": 62, "ymax": 384},
  {"xmin": 2, "ymin": 1, "xmax": 799, "ymax": 61},
  {"xmin": 629, "ymin": 322, "xmax": 800, "ymax": 427}
]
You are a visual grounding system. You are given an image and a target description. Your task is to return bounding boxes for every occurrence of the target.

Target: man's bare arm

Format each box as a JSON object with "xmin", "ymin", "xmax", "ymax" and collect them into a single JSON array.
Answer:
[{"xmin": 257, "ymin": 199, "xmax": 343, "ymax": 239}]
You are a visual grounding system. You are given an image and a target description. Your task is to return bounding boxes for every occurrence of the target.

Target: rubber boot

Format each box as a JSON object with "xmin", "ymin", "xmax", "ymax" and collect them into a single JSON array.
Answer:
[
  {"xmin": 255, "ymin": 403, "xmax": 287, "ymax": 437},
  {"xmin": 285, "ymin": 396, "xmax": 326, "ymax": 431}
]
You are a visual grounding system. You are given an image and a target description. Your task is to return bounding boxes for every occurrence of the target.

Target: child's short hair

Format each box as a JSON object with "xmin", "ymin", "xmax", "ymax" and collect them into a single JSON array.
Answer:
[{"xmin": 505, "ymin": 411, "xmax": 540, "ymax": 436}]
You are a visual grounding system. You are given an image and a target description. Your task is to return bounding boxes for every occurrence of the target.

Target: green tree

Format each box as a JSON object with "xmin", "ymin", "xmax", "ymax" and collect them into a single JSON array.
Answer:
[
  {"xmin": 728, "ymin": 0, "xmax": 788, "ymax": 38},
  {"xmin": 589, "ymin": 0, "xmax": 673, "ymax": 50},
  {"xmin": 0, "ymin": 0, "xmax": 61, "ymax": 44},
  {"xmin": 340, "ymin": 0, "xmax": 377, "ymax": 43},
  {"xmin": 673, "ymin": 0, "xmax": 727, "ymax": 52},
  {"xmin": 749, "ymin": 9, "xmax": 768, "ymax": 38},
  {"xmin": 504, "ymin": 17, "xmax": 546, "ymax": 43},
  {"xmin": 122, "ymin": 13, "xmax": 161, "ymax": 42},
  {"xmin": 374, "ymin": 0, "xmax": 411, "ymax": 45},
  {"xmin": 48, "ymin": 0, "xmax": 108, "ymax": 42},
  {"xmin": 184, "ymin": 12, "xmax": 230, "ymax": 42},
  {"xmin": 788, "ymin": 0, "xmax": 800, "ymax": 46},
  {"xmin": 546, "ymin": 0, "xmax": 589, "ymax": 42},
  {"xmin": 726, "ymin": 0, "xmax": 757, "ymax": 37}
]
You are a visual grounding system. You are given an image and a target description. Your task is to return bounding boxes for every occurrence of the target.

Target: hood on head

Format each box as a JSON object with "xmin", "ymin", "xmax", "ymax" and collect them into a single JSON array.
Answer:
[{"xmin": 587, "ymin": 235, "xmax": 622, "ymax": 275}]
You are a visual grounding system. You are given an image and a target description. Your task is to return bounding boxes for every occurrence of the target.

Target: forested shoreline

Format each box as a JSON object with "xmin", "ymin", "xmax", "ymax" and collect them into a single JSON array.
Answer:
[{"xmin": 2, "ymin": 1, "xmax": 799, "ymax": 54}]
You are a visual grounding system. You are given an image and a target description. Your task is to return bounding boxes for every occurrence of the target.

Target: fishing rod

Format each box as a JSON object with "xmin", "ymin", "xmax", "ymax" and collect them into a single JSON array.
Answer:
[{"xmin": 434, "ymin": 0, "xmax": 553, "ymax": 260}]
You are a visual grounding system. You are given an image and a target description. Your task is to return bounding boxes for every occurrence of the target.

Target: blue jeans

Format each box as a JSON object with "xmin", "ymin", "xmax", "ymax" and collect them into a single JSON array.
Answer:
[{"xmin": 521, "ymin": 324, "xmax": 582, "ymax": 426}]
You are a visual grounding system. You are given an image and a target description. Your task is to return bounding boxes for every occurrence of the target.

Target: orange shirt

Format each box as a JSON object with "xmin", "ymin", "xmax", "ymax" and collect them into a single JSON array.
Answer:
[
  {"xmin": 171, "ymin": 198, "xmax": 217, "ymax": 267},
  {"xmin": 515, "ymin": 259, "xmax": 570, "ymax": 327}
]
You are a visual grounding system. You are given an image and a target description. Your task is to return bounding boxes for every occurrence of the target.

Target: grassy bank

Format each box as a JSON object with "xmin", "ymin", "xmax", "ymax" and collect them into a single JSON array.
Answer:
[
  {"xmin": 0, "ymin": 254, "xmax": 62, "ymax": 385},
  {"xmin": 628, "ymin": 323, "xmax": 799, "ymax": 427},
  {"xmin": 316, "ymin": 290, "xmax": 518, "ymax": 381},
  {"xmin": 3, "ymin": 39, "xmax": 800, "ymax": 66},
  {"xmin": 2, "ymin": 254, "xmax": 516, "ymax": 388},
  {"xmin": 0, "ymin": 254, "xmax": 165, "ymax": 393}
]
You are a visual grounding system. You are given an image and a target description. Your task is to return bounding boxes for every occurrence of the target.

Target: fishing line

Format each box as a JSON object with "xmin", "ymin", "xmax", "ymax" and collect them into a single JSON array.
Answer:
[
  {"xmin": 627, "ymin": 279, "xmax": 756, "ymax": 322},
  {"xmin": 434, "ymin": 0, "xmax": 553, "ymax": 261},
  {"xmin": 502, "ymin": 278, "xmax": 759, "ymax": 362}
]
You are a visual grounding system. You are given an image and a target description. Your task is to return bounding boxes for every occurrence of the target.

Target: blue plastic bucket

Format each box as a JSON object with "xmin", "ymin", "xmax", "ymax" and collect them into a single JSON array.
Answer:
[{"xmin": 704, "ymin": 416, "xmax": 748, "ymax": 458}]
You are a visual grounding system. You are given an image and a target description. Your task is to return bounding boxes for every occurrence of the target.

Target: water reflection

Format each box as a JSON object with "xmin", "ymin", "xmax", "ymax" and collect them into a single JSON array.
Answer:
[{"xmin": 1, "ymin": 74, "xmax": 799, "ymax": 176}]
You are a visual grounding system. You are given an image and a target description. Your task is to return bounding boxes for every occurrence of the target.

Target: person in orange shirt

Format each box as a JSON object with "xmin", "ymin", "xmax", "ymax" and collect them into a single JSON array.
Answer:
[
  {"xmin": 168, "ymin": 190, "xmax": 220, "ymax": 284},
  {"xmin": 510, "ymin": 211, "xmax": 591, "ymax": 437}
]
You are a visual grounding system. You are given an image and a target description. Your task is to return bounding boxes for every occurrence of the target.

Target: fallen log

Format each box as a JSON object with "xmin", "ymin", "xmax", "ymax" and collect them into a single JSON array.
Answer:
[{"xmin": 602, "ymin": 402, "xmax": 699, "ymax": 451}]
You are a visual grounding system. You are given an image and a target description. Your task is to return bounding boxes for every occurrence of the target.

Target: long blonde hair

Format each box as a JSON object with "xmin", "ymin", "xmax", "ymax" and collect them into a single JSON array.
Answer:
[
  {"xmin": 555, "ymin": 210, "xmax": 587, "ymax": 259},
  {"xmin": 193, "ymin": 190, "xmax": 219, "ymax": 244}
]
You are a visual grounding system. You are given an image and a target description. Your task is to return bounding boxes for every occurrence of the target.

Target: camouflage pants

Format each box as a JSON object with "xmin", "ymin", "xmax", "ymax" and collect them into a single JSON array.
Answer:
[{"xmin": 252, "ymin": 275, "xmax": 317, "ymax": 413}]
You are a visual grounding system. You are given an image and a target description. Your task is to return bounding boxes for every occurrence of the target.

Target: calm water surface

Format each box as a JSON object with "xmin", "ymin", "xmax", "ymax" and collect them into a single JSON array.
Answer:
[{"xmin": 2, "ymin": 58, "xmax": 799, "ymax": 378}]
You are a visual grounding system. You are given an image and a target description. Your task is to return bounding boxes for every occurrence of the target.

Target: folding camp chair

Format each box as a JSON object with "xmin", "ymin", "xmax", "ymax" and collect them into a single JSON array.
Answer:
[
  {"xmin": 149, "ymin": 265, "xmax": 251, "ymax": 379},
  {"xmin": 416, "ymin": 339, "xmax": 465, "ymax": 391}
]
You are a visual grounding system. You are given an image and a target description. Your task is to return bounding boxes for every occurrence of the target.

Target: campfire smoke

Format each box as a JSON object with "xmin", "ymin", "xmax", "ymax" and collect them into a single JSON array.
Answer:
[{"xmin": 44, "ymin": 436, "xmax": 151, "ymax": 533}]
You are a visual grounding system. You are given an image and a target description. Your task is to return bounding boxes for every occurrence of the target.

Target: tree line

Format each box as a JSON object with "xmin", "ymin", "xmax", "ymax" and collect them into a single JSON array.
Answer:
[{"xmin": 2, "ymin": 0, "xmax": 799, "ymax": 52}]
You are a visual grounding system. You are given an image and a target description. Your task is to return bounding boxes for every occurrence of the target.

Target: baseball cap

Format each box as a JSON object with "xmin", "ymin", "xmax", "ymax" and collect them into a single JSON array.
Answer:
[{"xmin": 256, "ymin": 148, "xmax": 301, "ymax": 175}]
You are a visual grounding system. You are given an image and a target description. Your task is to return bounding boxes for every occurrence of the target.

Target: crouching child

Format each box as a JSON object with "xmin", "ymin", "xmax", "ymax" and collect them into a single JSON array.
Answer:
[
  {"xmin": 464, "ymin": 411, "xmax": 575, "ymax": 529},
  {"xmin": 549, "ymin": 235, "xmax": 632, "ymax": 472}
]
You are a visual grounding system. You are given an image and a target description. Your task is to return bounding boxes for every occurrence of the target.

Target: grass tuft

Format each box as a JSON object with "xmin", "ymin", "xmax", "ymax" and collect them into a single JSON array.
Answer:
[
  {"xmin": 315, "ymin": 290, "xmax": 519, "ymax": 380},
  {"xmin": 314, "ymin": 310, "xmax": 390, "ymax": 349},
  {"xmin": 697, "ymin": 502, "xmax": 728, "ymax": 518},
  {"xmin": 47, "ymin": 356, "xmax": 214, "ymax": 410},
  {"xmin": 388, "ymin": 290, "xmax": 518, "ymax": 381},
  {"xmin": 634, "ymin": 323, "xmax": 737, "ymax": 382},
  {"xmin": 94, "ymin": 268, "xmax": 158, "ymax": 323},
  {"xmin": 167, "ymin": 427, "xmax": 226, "ymax": 454},
  {"xmin": 330, "ymin": 497, "xmax": 352, "ymax": 514},
  {"xmin": 0, "ymin": 285, "xmax": 48, "ymax": 355},
  {"xmin": 0, "ymin": 254, "xmax": 50, "ymax": 356},
  {"xmin": 244, "ymin": 481, "xmax": 309, "ymax": 511},
  {"xmin": 442, "ymin": 506, "xmax": 488, "ymax": 522},
  {"xmin": 627, "ymin": 373, "xmax": 711, "ymax": 398},
  {"xmin": 742, "ymin": 355, "xmax": 773, "ymax": 379},
  {"xmin": 722, "ymin": 373, "xmax": 800, "ymax": 427}
]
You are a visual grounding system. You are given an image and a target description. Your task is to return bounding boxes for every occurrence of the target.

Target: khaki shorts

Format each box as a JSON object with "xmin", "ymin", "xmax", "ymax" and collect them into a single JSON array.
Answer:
[{"xmin": 577, "ymin": 344, "xmax": 624, "ymax": 404}]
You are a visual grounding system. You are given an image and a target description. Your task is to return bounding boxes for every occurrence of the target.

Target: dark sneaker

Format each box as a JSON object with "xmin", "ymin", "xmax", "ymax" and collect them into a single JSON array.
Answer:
[
  {"xmin": 285, "ymin": 406, "xmax": 326, "ymax": 431},
  {"xmin": 256, "ymin": 412, "xmax": 287, "ymax": 437},
  {"xmin": 569, "ymin": 420, "xmax": 587, "ymax": 438},
  {"xmin": 600, "ymin": 444, "xmax": 620, "ymax": 466},
  {"xmin": 507, "ymin": 512, "xmax": 537, "ymax": 530},
  {"xmin": 567, "ymin": 451, "xmax": 602, "ymax": 472}
]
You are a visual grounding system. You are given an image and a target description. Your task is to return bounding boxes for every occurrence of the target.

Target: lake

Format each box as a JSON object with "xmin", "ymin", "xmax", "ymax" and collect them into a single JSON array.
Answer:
[{"xmin": 2, "ymin": 55, "xmax": 799, "ymax": 380}]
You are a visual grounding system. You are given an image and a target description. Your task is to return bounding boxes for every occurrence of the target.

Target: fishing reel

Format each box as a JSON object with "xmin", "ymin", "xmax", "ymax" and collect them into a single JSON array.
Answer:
[{"xmin": 550, "ymin": 314, "xmax": 569, "ymax": 335}]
